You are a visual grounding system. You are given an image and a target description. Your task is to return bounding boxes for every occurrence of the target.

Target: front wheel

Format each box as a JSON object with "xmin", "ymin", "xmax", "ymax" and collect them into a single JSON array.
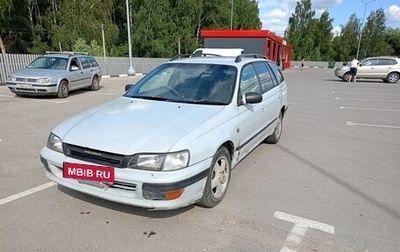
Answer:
[
  {"xmin": 265, "ymin": 112, "xmax": 283, "ymax": 144},
  {"xmin": 386, "ymin": 72, "xmax": 399, "ymax": 83},
  {"xmin": 197, "ymin": 147, "xmax": 231, "ymax": 208},
  {"xmin": 57, "ymin": 80, "xmax": 69, "ymax": 98},
  {"xmin": 342, "ymin": 72, "xmax": 351, "ymax": 82}
]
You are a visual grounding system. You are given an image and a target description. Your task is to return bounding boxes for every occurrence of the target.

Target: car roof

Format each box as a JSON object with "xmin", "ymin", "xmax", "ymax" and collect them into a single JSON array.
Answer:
[{"xmin": 168, "ymin": 54, "xmax": 272, "ymax": 67}]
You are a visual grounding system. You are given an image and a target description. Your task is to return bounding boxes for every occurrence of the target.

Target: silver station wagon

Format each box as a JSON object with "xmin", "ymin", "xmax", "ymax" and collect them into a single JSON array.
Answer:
[
  {"xmin": 40, "ymin": 53, "xmax": 288, "ymax": 210},
  {"xmin": 6, "ymin": 51, "xmax": 102, "ymax": 98}
]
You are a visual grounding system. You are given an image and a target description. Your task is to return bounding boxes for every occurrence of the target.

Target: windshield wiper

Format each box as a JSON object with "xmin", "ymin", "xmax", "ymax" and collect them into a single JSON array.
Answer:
[
  {"xmin": 184, "ymin": 99, "xmax": 226, "ymax": 105},
  {"xmin": 125, "ymin": 95, "xmax": 168, "ymax": 101}
]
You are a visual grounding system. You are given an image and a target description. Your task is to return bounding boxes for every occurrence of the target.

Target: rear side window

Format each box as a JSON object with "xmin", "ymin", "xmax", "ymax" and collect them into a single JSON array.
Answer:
[
  {"xmin": 253, "ymin": 62, "xmax": 275, "ymax": 93},
  {"xmin": 378, "ymin": 59, "xmax": 395, "ymax": 65},
  {"xmin": 78, "ymin": 57, "xmax": 91, "ymax": 69},
  {"xmin": 87, "ymin": 57, "xmax": 99, "ymax": 67},
  {"xmin": 267, "ymin": 62, "xmax": 285, "ymax": 84}
]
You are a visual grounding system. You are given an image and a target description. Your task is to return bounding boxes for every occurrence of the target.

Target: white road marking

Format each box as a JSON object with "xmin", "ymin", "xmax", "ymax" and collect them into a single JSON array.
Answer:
[
  {"xmin": 0, "ymin": 182, "xmax": 56, "ymax": 206},
  {"xmin": 274, "ymin": 211, "xmax": 335, "ymax": 252},
  {"xmin": 340, "ymin": 106, "xmax": 400, "ymax": 112},
  {"xmin": 332, "ymin": 91, "xmax": 400, "ymax": 96},
  {"xmin": 335, "ymin": 97, "xmax": 400, "ymax": 103},
  {"xmin": 346, "ymin": 121, "xmax": 400, "ymax": 129},
  {"xmin": 94, "ymin": 92, "xmax": 115, "ymax": 96}
]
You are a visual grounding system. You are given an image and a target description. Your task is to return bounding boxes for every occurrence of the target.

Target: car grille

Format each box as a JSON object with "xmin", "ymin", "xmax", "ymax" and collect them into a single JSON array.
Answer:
[
  {"xmin": 15, "ymin": 77, "xmax": 37, "ymax": 82},
  {"xmin": 63, "ymin": 143, "xmax": 128, "ymax": 168}
]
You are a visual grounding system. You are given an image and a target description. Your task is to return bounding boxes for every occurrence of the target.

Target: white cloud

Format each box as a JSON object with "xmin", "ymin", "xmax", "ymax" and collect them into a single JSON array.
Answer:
[
  {"xmin": 386, "ymin": 5, "xmax": 400, "ymax": 22},
  {"xmin": 258, "ymin": 0, "xmax": 342, "ymax": 36},
  {"xmin": 332, "ymin": 25, "xmax": 341, "ymax": 36}
]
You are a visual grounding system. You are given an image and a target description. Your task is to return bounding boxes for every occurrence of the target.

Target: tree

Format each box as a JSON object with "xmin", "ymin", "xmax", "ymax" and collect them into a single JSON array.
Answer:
[
  {"xmin": 286, "ymin": 0, "xmax": 315, "ymax": 60},
  {"xmin": 359, "ymin": 8, "xmax": 391, "ymax": 58}
]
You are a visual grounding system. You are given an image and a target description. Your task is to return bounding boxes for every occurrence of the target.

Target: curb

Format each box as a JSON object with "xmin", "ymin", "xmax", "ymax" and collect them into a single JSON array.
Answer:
[{"xmin": 102, "ymin": 73, "xmax": 144, "ymax": 78}]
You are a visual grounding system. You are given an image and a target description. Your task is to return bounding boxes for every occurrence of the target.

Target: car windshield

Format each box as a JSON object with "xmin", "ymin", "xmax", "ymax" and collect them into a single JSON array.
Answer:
[
  {"xmin": 27, "ymin": 57, "xmax": 68, "ymax": 70},
  {"xmin": 124, "ymin": 63, "xmax": 237, "ymax": 105}
]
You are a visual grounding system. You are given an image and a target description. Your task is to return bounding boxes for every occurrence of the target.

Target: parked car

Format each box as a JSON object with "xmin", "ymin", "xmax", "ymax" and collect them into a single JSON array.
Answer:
[
  {"xmin": 334, "ymin": 56, "xmax": 400, "ymax": 83},
  {"xmin": 6, "ymin": 51, "xmax": 102, "ymax": 98},
  {"xmin": 40, "ymin": 53, "xmax": 288, "ymax": 210}
]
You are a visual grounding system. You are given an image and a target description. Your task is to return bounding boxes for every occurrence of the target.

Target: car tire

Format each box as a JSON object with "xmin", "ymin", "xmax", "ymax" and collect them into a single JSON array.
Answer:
[
  {"xmin": 342, "ymin": 72, "xmax": 351, "ymax": 82},
  {"xmin": 265, "ymin": 112, "xmax": 283, "ymax": 144},
  {"xmin": 57, "ymin": 80, "xmax": 69, "ymax": 98},
  {"xmin": 197, "ymin": 146, "xmax": 231, "ymax": 208},
  {"xmin": 386, "ymin": 72, "xmax": 399, "ymax": 83},
  {"xmin": 90, "ymin": 76, "xmax": 99, "ymax": 90}
]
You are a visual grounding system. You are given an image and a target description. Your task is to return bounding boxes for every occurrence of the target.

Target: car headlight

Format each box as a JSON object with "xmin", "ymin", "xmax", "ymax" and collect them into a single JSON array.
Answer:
[
  {"xmin": 38, "ymin": 78, "xmax": 50, "ymax": 83},
  {"xmin": 127, "ymin": 150, "xmax": 189, "ymax": 171},
  {"xmin": 47, "ymin": 133, "xmax": 63, "ymax": 153},
  {"xmin": 7, "ymin": 76, "xmax": 16, "ymax": 81}
]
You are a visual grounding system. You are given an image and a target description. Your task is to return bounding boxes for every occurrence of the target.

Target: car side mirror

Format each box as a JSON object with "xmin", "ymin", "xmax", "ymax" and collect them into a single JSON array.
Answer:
[
  {"xmin": 125, "ymin": 84, "xmax": 134, "ymax": 91},
  {"xmin": 343, "ymin": 62, "xmax": 347, "ymax": 66},
  {"xmin": 359, "ymin": 63, "xmax": 362, "ymax": 67},
  {"xmin": 241, "ymin": 92, "xmax": 262, "ymax": 105}
]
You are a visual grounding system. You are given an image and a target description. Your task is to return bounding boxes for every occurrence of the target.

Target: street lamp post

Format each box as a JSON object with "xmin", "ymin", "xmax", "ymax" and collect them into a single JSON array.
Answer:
[
  {"xmin": 230, "ymin": 0, "xmax": 234, "ymax": 30},
  {"xmin": 356, "ymin": 0, "xmax": 376, "ymax": 59},
  {"xmin": 126, "ymin": 0, "xmax": 135, "ymax": 75}
]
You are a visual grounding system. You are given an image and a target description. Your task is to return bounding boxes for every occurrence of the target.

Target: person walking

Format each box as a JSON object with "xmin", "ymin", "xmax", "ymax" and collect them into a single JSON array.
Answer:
[
  {"xmin": 349, "ymin": 57, "xmax": 360, "ymax": 82},
  {"xmin": 301, "ymin": 59, "xmax": 305, "ymax": 70}
]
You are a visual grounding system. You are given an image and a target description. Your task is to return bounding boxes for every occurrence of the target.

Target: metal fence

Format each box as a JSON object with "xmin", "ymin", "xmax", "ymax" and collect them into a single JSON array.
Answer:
[{"xmin": 0, "ymin": 53, "xmax": 169, "ymax": 83}]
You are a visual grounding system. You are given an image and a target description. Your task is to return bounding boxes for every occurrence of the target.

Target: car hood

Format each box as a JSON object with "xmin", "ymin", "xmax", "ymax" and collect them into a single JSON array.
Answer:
[
  {"xmin": 10, "ymin": 68, "xmax": 64, "ymax": 78},
  {"xmin": 55, "ymin": 97, "xmax": 224, "ymax": 154}
]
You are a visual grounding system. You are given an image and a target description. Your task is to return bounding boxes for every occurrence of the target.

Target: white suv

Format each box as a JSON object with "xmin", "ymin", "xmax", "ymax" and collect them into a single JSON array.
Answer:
[
  {"xmin": 40, "ymin": 53, "xmax": 288, "ymax": 210},
  {"xmin": 334, "ymin": 56, "xmax": 400, "ymax": 83}
]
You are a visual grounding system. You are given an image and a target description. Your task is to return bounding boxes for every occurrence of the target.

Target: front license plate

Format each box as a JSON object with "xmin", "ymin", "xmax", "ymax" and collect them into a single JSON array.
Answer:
[
  {"xmin": 63, "ymin": 162, "xmax": 115, "ymax": 183},
  {"xmin": 16, "ymin": 84, "xmax": 32, "ymax": 88}
]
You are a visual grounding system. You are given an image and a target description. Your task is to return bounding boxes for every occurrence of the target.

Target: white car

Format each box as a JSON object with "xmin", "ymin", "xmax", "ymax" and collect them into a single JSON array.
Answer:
[
  {"xmin": 334, "ymin": 56, "xmax": 400, "ymax": 83},
  {"xmin": 40, "ymin": 53, "xmax": 288, "ymax": 210}
]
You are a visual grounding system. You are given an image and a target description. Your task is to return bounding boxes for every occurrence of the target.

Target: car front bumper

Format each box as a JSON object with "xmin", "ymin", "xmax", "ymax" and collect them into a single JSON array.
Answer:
[
  {"xmin": 40, "ymin": 147, "xmax": 211, "ymax": 210},
  {"xmin": 6, "ymin": 82, "xmax": 58, "ymax": 95}
]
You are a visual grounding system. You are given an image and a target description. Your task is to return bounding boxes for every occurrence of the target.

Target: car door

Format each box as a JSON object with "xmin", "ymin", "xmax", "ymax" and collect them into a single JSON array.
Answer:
[
  {"xmin": 68, "ymin": 57, "xmax": 84, "ymax": 89},
  {"xmin": 78, "ymin": 56, "xmax": 95, "ymax": 87},
  {"xmin": 236, "ymin": 63, "xmax": 267, "ymax": 160},
  {"xmin": 358, "ymin": 58, "xmax": 379, "ymax": 78},
  {"xmin": 376, "ymin": 58, "xmax": 395, "ymax": 78}
]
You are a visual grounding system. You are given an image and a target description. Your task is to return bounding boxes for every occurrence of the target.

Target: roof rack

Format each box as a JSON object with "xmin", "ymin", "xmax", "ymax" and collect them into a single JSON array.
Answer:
[
  {"xmin": 170, "ymin": 53, "xmax": 192, "ymax": 61},
  {"xmin": 45, "ymin": 51, "xmax": 89, "ymax": 56},
  {"xmin": 235, "ymin": 54, "xmax": 268, "ymax": 63}
]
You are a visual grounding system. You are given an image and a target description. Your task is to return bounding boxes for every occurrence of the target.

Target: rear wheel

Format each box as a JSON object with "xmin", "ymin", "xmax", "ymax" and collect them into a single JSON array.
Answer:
[
  {"xmin": 57, "ymin": 80, "xmax": 69, "ymax": 98},
  {"xmin": 265, "ymin": 112, "xmax": 283, "ymax": 144},
  {"xmin": 386, "ymin": 72, "xmax": 399, "ymax": 83},
  {"xmin": 90, "ymin": 76, "xmax": 99, "ymax": 90},
  {"xmin": 197, "ymin": 146, "xmax": 231, "ymax": 208}
]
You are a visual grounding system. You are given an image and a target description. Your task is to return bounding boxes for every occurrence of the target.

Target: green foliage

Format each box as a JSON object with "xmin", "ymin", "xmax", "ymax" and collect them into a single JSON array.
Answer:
[{"xmin": 1, "ymin": 0, "xmax": 399, "ymax": 61}]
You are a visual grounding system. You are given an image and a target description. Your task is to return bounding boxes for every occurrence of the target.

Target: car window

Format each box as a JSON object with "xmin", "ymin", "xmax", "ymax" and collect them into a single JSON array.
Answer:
[
  {"xmin": 87, "ymin": 57, "xmax": 99, "ymax": 67},
  {"xmin": 253, "ymin": 62, "xmax": 275, "ymax": 93},
  {"xmin": 70, "ymin": 58, "xmax": 81, "ymax": 70},
  {"xmin": 362, "ymin": 59, "xmax": 379, "ymax": 66},
  {"xmin": 267, "ymin": 62, "xmax": 284, "ymax": 85},
  {"xmin": 27, "ymin": 57, "xmax": 68, "ymax": 70},
  {"xmin": 124, "ymin": 63, "xmax": 237, "ymax": 105},
  {"xmin": 239, "ymin": 64, "xmax": 260, "ymax": 96},
  {"xmin": 78, "ymin": 57, "xmax": 91, "ymax": 69},
  {"xmin": 378, "ymin": 59, "xmax": 395, "ymax": 65}
]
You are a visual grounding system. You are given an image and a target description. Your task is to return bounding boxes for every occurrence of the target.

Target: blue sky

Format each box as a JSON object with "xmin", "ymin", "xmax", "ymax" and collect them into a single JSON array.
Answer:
[{"xmin": 258, "ymin": 0, "xmax": 400, "ymax": 36}]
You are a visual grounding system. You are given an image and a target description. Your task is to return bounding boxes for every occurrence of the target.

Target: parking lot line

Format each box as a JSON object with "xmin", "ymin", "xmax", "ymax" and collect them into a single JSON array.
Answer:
[
  {"xmin": 0, "ymin": 182, "xmax": 56, "ymax": 206},
  {"xmin": 335, "ymin": 97, "xmax": 400, "ymax": 103},
  {"xmin": 332, "ymin": 91, "xmax": 400, "ymax": 96},
  {"xmin": 340, "ymin": 106, "xmax": 400, "ymax": 112},
  {"xmin": 347, "ymin": 121, "xmax": 400, "ymax": 129}
]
